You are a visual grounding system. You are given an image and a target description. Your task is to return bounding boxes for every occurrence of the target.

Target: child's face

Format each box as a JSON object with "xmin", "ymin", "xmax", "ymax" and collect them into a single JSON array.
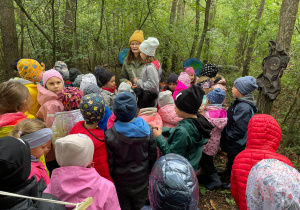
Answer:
[
  {"xmin": 32, "ymin": 70, "xmax": 45, "ymax": 83},
  {"xmin": 104, "ymin": 76, "xmax": 116, "ymax": 89},
  {"xmin": 31, "ymin": 140, "xmax": 52, "ymax": 159},
  {"xmin": 168, "ymin": 82, "xmax": 177, "ymax": 91},
  {"xmin": 46, "ymin": 77, "xmax": 64, "ymax": 94},
  {"xmin": 174, "ymin": 106, "xmax": 185, "ymax": 118},
  {"xmin": 232, "ymin": 85, "xmax": 243, "ymax": 98},
  {"xmin": 189, "ymin": 74, "xmax": 195, "ymax": 83},
  {"xmin": 140, "ymin": 52, "xmax": 147, "ymax": 63}
]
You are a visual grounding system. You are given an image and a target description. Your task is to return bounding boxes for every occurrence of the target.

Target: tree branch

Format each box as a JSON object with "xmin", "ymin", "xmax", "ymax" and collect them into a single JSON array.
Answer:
[{"xmin": 14, "ymin": 0, "xmax": 53, "ymax": 46}]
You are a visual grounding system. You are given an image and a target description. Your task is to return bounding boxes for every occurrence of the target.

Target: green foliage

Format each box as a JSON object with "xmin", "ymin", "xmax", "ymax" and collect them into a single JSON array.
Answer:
[{"xmin": 199, "ymin": 185, "xmax": 207, "ymax": 195}]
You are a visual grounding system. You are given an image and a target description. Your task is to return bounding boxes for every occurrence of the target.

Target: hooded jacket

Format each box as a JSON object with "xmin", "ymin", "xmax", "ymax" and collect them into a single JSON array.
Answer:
[
  {"xmin": 156, "ymin": 116, "xmax": 213, "ymax": 171},
  {"xmin": 120, "ymin": 59, "xmax": 144, "ymax": 84},
  {"xmin": 221, "ymin": 94, "xmax": 258, "ymax": 155},
  {"xmin": 0, "ymin": 112, "xmax": 27, "ymax": 137},
  {"xmin": 172, "ymin": 81, "xmax": 188, "ymax": 100},
  {"xmin": 231, "ymin": 114, "xmax": 294, "ymax": 210},
  {"xmin": 138, "ymin": 107, "xmax": 163, "ymax": 128},
  {"xmin": 44, "ymin": 166, "xmax": 120, "ymax": 210},
  {"xmin": 158, "ymin": 104, "xmax": 183, "ymax": 128},
  {"xmin": 36, "ymin": 84, "xmax": 64, "ymax": 127},
  {"xmin": 100, "ymin": 88, "xmax": 117, "ymax": 112},
  {"xmin": 136, "ymin": 61, "xmax": 162, "ymax": 93},
  {"xmin": 105, "ymin": 119, "xmax": 157, "ymax": 189},
  {"xmin": 29, "ymin": 161, "xmax": 50, "ymax": 185},
  {"xmin": 203, "ymin": 106, "xmax": 227, "ymax": 156},
  {"xmin": 10, "ymin": 77, "xmax": 40, "ymax": 119},
  {"xmin": 70, "ymin": 121, "xmax": 112, "ymax": 182}
]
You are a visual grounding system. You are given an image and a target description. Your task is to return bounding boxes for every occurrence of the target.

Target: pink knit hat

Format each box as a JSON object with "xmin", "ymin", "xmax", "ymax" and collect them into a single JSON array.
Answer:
[
  {"xmin": 43, "ymin": 69, "xmax": 64, "ymax": 87},
  {"xmin": 178, "ymin": 72, "xmax": 191, "ymax": 87},
  {"xmin": 184, "ymin": 67, "xmax": 195, "ymax": 75}
]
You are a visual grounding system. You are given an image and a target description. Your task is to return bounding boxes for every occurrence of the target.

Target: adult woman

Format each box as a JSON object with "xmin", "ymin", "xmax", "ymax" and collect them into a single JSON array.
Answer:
[{"xmin": 119, "ymin": 30, "xmax": 144, "ymax": 85}]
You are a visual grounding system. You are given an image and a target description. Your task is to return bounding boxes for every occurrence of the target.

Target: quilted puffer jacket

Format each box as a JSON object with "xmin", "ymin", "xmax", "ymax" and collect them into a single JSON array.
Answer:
[
  {"xmin": 158, "ymin": 104, "xmax": 183, "ymax": 128},
  {"xmin": 148, "ymin": 153, "xmax": 199, "ymax": 209},
  {"xmin": 231, "ymin": 114, "xmax": 294, "ymax": 210}
]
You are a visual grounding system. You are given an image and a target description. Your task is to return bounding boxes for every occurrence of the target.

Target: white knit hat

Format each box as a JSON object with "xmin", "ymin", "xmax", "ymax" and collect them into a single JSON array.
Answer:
[
  {"xmin": 55, "ymin": 134, "xmax": 94, "ymax": 167},
  {"xmin": 139, "ymin": 37, "xmax": 159, "ymax": 56},
  {"xmin": 158, "ymin": 90, "xmax": 174, "ymax": 107}
]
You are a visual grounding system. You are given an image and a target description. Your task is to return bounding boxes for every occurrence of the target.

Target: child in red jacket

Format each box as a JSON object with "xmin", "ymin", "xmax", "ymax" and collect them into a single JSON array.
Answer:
[{"xmin": 70, "ymin": 93, "xmax": 112, "ymax": 182}]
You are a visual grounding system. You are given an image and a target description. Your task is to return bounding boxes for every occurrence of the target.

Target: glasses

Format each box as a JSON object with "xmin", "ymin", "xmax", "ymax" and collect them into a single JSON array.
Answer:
[{"xmin": 130, "ymin": 43, "xmax": 140, "ymax": 46}]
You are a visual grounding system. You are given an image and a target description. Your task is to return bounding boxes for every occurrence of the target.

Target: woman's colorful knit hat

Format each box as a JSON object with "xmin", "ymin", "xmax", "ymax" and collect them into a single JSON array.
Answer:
[
  {"xmin": 79, "ymin": 93, "xmax": 106, "ymax": 124},
  {"xmin": 57, "ymin": 87, "xmax": 84, "ymax": 111},
  {"xmin": 17, "ymin": 59, "xmax": 44, "ymax": 81},
  {"xmin": 200, "ymin": 63, "xmax": 219, "ymax": 78}
]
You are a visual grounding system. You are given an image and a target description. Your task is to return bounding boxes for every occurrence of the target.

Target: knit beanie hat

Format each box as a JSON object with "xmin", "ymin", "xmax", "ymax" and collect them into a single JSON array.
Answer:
[
  {"xmin": 69, "ymin": 68, "xmax": 82, "ymax": 83},
  {"xmin": 207, "ymin": 88, "xmax": 226, "ymax": 104},
  {"xmin": 167, "ymin": 73, "xmax": 178, "ymax": 84},
  {"xmin": 200, "ymin": 63, "xmax": 219, "ymax": 78},
  {"xmin": 95, "ymin": 67, "xmax": 114, "ymax": 87},
  {"xmin": 178, "ymin": 72, "xmax": 191, "ymax": 87},
  {"xmin": 43, "ymin": 69, "xmax": 64, "ymax": 87},
  {"xmin": 134, "ymin": 87, "xmax": 158, "ymax": 109},
  {"xmin": 118, "ymin": 82, "xmax": 135, "ymax": 96},
  {"xmin": 80, "ymin": 74, "xmax": 97, "ymax": 91},
  {"xmin": 57, "ymin": 87, "xmax": 84, "ymax": 111},
  {"xmin": 55, "ymin": 134, "xmax": 94, "ymax": 167},
  {"xmin": 149, "ymin": 153, "xmax": 199, "ymax": 209},
  {"xmin": 129, "ymin": 30, "xmax": 144, "ymax": 44},
  {"xmin": 0, "ymin": 136, "xmax": 31, "ymax": 191},
  {"xmin": 184, "ymin": 67, "xmax": 195, "ymax": 75},
  {"xmin": 234, "ymin": 76, "xmax": 258, "ymax": 95},
  {"xmin": 175, "ymin": 85, "xmax": 205, "ymax": 114},
  {"xmin": 17, "ymin": 59, "xmax": 44, "ymax": 81},
  {"xmin": 158, "ymin": 90, "xmax": 174, "ymax": 108},
  {"xmin": 113, "ymin": 92, "xmax": 137, "ymax": 122},
  {"xmin": 80, "ymin": 93, "xmax": 106, "ymax": 124},
  {"xmin": 82, "ymin": 84, "xmax": 102, "ymax": 95},
  {"xmin": 73, "ymin": 74, "xmax": 83, "ymax": 88},
  {"xmin": 139, "ymin": 37, "xmax": 159, "ymax": 57},
  {"xmin": 54, "ymin": 61, "xmax": 69, "ymax": 80}
]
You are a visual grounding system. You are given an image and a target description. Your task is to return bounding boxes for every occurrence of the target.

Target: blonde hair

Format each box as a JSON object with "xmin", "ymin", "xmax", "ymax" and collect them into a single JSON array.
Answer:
[
  {"xmin": 0, "ymin": 81, "xmax": 30, "ymax": 115},
  {"xmin": 143, "ymin": 56, "xmax": 156, "ymax": 64},
  {"xmin": 9, "ymin": 119, "xmax": 47, "ymax": 139}
]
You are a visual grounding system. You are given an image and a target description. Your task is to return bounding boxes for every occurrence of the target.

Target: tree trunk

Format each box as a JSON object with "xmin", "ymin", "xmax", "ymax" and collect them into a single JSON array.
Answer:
[
  {"xmin": 242, "ymin": 0, "xmax": 266, "ymax": 76},
  {"xmin": 0, "ymin": 0, "xmax": 19, "ymax": 81},
  {"xmin": 190, "ymin": 0, "xmax": 200, "ymax": 58},
  {"xmin": 276, "ymin": 0, "xmax": 300, "ymax": 52},
  {"xmin": 19, "ymin": 2, "xmax": 25, "ymax": 58},
  {"xmin": 64, "ymin": 0, "xmax": 73, "ymax": 60},
  {"xmin": 176, "ymin": 0, "xmax": 185, "ymax": 26},
  {"xmin": 169, "ymin": 0, "xmax": 178, "ymax": 25},
  {"xmin": 51, "ymin": 0, "xmax": 56, "ymax": 64},
  {"xmin": 203, "ymin": 0, "xmax": 216, "ymax": 63},
  {"xmin": 196, "ymin": 0, "xmax": 212, "ymax": 60}
]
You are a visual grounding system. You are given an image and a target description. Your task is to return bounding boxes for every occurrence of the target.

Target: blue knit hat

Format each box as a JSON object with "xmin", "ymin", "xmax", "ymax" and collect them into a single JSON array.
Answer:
[
  {"xmin": 234, "ymin": 76, "xmax": 258, "ymax": 95},
  {"xmin": 207, "ymin": 88, "xmax": 226, "ymax": 104},
  {"xmin": 113, "ymin": 92, "xmax": 137, "ymax": 122}
]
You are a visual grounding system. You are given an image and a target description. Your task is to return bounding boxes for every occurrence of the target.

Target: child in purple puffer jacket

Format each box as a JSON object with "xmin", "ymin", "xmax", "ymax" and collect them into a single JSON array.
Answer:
[{"xmin": 199, "ymin": 88, "xmax": 227, "ymax": 190}]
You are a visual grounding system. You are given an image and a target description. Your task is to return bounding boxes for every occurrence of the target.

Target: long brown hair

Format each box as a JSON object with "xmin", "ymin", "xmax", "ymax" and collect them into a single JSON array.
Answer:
[
  {"xmin": 0, "ymin": 81, "xmax": 30, "ymax": 115},
  {"xmin": 143, "ymin": 56, "xmax": 156, "ymax": 64},
  {"xmin": 125, "ymin": 47, "xmax": 142, "ymax": 64}
]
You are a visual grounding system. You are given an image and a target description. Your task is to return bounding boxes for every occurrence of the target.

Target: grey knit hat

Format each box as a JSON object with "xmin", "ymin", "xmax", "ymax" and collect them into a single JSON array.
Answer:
[
  {"xmin": 234, "ymin": 76, "xmax": 258, "ymax": 95},
  {"xmin": 158, "ymin": 90, "xmax": 174, "ymax": 107},
  {"xmin": 83, "ymin": 84, "xmax": 102, "ymax": 95}
]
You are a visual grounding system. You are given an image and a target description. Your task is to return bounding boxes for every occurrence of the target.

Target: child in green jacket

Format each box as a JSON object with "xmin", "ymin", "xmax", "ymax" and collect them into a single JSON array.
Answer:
[{"xmin": 153, "ymin": 85, "xmax": 213, "ymax": 171}]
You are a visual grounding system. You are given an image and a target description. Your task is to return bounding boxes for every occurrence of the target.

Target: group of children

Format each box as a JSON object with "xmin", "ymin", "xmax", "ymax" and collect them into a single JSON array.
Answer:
[{"xmin": 0, "ymin": 32, "xmax": 297, "ymax": 210}]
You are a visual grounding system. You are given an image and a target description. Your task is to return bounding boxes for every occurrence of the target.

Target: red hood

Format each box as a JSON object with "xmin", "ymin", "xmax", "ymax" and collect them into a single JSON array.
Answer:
[
  {"xmin": 0, "ymin": 112, "xmax": 27, "ymax": 127},
  {"xmin": 151, "ymin": 60, "xmax": 160, "ymax": 70},
  {"xmin": 246, "ymin": 114, "xmax": 281, "ymax": 151}
]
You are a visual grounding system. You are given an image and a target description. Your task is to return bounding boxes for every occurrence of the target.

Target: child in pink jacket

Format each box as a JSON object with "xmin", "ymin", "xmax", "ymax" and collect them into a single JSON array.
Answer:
[
  {"xmin": 199, "ymin": 88, "xmax": 227, "ymax": 190},
  {"xmin": 158, "ymin": 90, "xmax": 182, "ymax": 128},
  {"xmin": 45, "ymin": 134, "xmax": 120, "ymax": 210},
  {"xmin": 36, "ymin": 69, "xmax": 64, "ymax": 127}
]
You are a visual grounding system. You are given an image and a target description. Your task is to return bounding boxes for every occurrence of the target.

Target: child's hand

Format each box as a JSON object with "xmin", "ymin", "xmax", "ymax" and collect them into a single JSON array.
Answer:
[
  {"xmin": 152, "ymin": 126, "xmax": 162, "ymax": 138},
  {"xmin": 126, "ymin": 81, "xmax": 132, "ymax": 86}
]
